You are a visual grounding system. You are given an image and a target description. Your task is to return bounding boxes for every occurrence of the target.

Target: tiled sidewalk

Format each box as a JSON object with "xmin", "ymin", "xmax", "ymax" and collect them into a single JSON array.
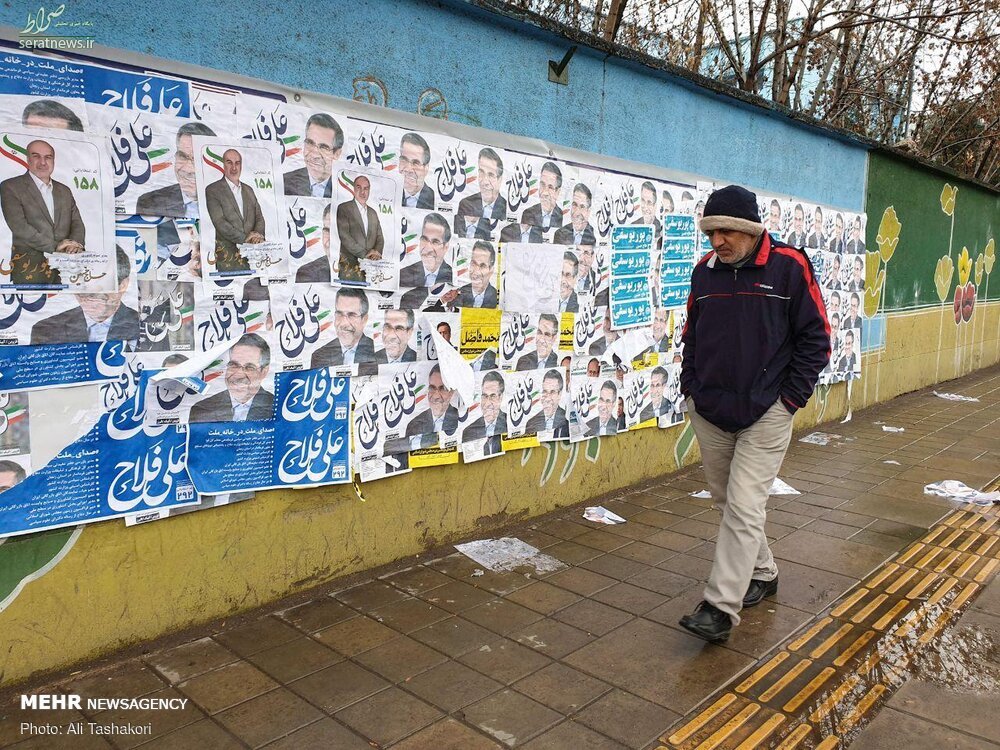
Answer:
[{"xmin": 2, "ymin": 366, "xmax": 998, "ymax": 750}]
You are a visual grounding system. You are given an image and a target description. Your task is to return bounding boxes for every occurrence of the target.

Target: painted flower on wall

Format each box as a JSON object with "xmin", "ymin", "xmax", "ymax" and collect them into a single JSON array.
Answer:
[
  {"xmin": 957, "ymin": 247, "xmax": 972, "ymax": 286},
  {"xmin": 876, "ymin": 206, "xmax": 900, "ymax": 264},
  {"xmin": 940, "ymin": 184, "xmax": 957, "ymax": 216},
  {"xmin": 986, "ymin": 238, "xmax": 995, "ymax": 276},
  {"xmin": 975, "ymin": 252, "xmax": 984, "ymax": 286},
  {"xmin": 954, "ymin": 282, "xmax": 975, "ymax": 324},
  {"xmin": 934, "ymin": 256, "xmax": 954, "ymax": 302}
]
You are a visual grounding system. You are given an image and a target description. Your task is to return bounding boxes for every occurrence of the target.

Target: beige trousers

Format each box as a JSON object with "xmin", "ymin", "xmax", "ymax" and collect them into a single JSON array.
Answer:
[{"xmin": 686, "ymin": 397, "xmax": 794, "ymax": 624}]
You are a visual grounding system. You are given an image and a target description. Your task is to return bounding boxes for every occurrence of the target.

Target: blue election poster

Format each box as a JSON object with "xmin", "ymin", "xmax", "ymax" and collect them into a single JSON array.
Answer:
[
  {"xmin": 186, "ymin": 368, "xmax": 351, "ymax": 493},
  {"xmin": 609, "ymin": 226, "xmax": 654, "ymax": 330}
]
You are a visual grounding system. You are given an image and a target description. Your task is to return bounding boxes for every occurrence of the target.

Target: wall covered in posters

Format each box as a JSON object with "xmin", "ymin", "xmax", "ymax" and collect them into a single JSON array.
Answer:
[{"xmin": 0, "ymin": 0, "xmax": 995, "ymax": 687}]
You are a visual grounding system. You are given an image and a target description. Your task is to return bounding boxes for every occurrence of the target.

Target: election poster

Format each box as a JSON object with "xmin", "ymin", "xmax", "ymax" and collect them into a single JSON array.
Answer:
[
  {"xmin": 329, "ymin": 164, "xmax": 401, "ymax": 290},
  {"xmin": 186, "ymin": 367, "xmax": 350, "ymax": 493},
  {"xmin": 450, "ymin": 238, "xmax": 499, "ymax": 309},
  {"xmin": 609, "ymin": 225, "xmax": 654, "ymax": 329},
  {"xmin": 459, "ymin": 369, "xmax": 506, "ymax": 462},
  {"xmin": 192, "ymin": 136, "xmax": 290, "ymax": 281},
  {"xmin": 0, "ymin": 127, "xmax": 117, "ymax": 292}
]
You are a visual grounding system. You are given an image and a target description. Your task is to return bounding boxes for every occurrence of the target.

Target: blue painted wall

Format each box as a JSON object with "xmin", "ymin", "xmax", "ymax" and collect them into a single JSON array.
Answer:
[{"xmin": 0, "ymin": 0, "xmax": 868, "ymax": 210}]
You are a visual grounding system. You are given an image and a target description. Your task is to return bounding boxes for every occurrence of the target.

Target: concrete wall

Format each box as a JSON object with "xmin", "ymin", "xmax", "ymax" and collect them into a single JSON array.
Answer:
[{"xmin": 0, "ymin": 0, "xmax": 997, "ymax": 687}]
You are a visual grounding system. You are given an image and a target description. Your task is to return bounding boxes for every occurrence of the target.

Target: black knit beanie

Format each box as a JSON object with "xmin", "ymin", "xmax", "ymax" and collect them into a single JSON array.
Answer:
[{"xmin": 699, "ymin": 185, "xmax": 765, "ymax": 236}]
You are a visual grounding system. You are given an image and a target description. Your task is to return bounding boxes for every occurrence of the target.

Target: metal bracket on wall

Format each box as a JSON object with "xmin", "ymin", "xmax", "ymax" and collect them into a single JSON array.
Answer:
[{"xmin": 548, "ymin": 46, "xmax": 577, "ymax": 85}]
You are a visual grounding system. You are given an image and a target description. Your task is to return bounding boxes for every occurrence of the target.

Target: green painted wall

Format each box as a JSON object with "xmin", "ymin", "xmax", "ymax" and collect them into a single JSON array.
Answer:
[{"xmin": 867, "ymin": 152, "xmax": 999, "ymax": 313}]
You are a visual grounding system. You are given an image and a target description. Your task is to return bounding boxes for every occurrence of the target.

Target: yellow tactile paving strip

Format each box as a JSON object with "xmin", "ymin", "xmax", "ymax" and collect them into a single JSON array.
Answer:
[{"xmin": 657, "ymin": 498, "xmax": 1000, "ymax": 750}]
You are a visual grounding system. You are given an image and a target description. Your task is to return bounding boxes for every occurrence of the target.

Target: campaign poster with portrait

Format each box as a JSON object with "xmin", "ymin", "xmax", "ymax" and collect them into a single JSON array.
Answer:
[
  {"xmin": 286, "ymin": 196, "xmax": 330, "ymax": 283},
  {"xmin": 192, "ymin": 136, "xmax": 289, "ymax": 281},
  {"xmin": 0, "ymin": 127, "xmax": 116, "ymax": 292},
  {"xmin": 450, "ymin": 143, "xmax": 509, "ymax": 242},
  {"xmin": 398, "ymin": 208, "xmax": 456, "ymax": 296},
  {"xmin": 235, "ymin": 94, "xmax": 301, "ymax": 170},
  {"xmin": 0, "ymin": 95, "xmax": 89, "ymax": 133},
  {"xmin": 154, "ymin": 219, "xmax": 201, "ymax": 281},
  {"xmin": 499, "ymin": 312, "xmax": 563, "ymax": 372},
  {"xmin": 378, "ymin": 361, "xmax": 456, "ymax": 455},
  {"xmin": 389, "ymin": 129, "xmax": 455, "ymax": 212},
  {"xmin": 136, "ymin": 279, "xmax": 195, "ymax": 352},
  {"xmin": 328, "ymin": 164, "xmax": 401, "ymax": 290},
  {"xmin": 622, "ymin": 369, "xmax": 652, "ymax": 429},
  {"xmin": 459, "ymin": 369, "xmax": 506, "ymax": 462},
  {"xmin": 268, "ymin": 103, "xmax": 354, "ymax": 201},
  {"xmin": 417, "ymin": 311, "xmax": 460, "ymax": 361},
  {"xmin": 501, "ymin": 369, "xmax": 541, "ymax": 439},
  {"xmin": 656, "ymin": 363, "xmax": 686, "ymax": 428},
  {"xmin": 186, "ymin": 368, "xmax": 350, "ymax": 493},
  {"xmin": 450, "ymin": 238, "xmax": 499, "ymax": 309},
  {"xmin": 528, "ymin": 366, "xmax": 570, "ymax": 442}
]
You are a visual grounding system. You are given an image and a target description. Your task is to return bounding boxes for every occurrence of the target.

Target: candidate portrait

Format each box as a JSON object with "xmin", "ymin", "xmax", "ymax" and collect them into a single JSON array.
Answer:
[
  {"xmin": 456, "ymin": 240, "xmax": 498, "ymax": 308},
  {"xmin": 335, "ymin": 175, "xmax": 384, "ymax": 283},
  {"xmin": 310, "ymin": 288, "xmax": 376, "ymax": 373},
  {"xmin": 295, "ymin": 203, "xmax": 333, "ymax": 283},
  {"xmin": 455, "ymin": 148, "xmax": 507, "ymax": 240},
  {"xmin": 525, "ymin": 369, "xmax": 568, "ymax": 438},
  {"xmin": 204, "ymin": 148, "xmax": 266, "ymax": 273},
  {"xmin": 520, "ymin": 161, "xmax": 563, "ymax": 231},
  {"xmin": 516, "ymin": 313, "xmax": 559, "ymax": 371},
  {"xmin": 553, "ymin": 183, "xmax": 595, "ymax": 246},
  {"xmin": 0, "ymin": 138, "xmax": 85, "ymax": 286},
  {"xmin": 375, "ymin": 308, "xmax": 418, "ymax": 364},
  {"xmin": 189, "ymin": 333, "xmax": 274, "ymax": 423},
  {"xmin": 30, "ymin": 246, "xmax": 138, "ymax": 345},
  {"xmin": 399, "ymin": 132, "xmax": 435, "ymax": 209},
  {"xmin": 137, "ymin": 122, "xmax": 216, "ymax": 220},
  {"xmin": 21, "ymin": 99, "xmax": 84, "ymax": 132},
  {"xmin": 284, "ymin": 113, "xmax": 343, "ymax": 198}
]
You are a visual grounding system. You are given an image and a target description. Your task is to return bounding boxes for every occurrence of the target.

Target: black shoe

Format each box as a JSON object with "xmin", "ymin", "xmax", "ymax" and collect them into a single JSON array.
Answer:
[
  {"xmin": 679, "ymin": 601, "xmax": 732, "ymax": 643},
  {"xmin": 743, "ymin": 578, "xmax": 779, "ymax": 608}
]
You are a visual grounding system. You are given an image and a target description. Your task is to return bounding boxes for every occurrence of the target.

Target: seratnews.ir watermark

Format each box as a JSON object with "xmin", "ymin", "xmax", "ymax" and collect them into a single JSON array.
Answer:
[
  {"xmin": 18, "ymin": 4, "xmax": 96, "ymax": 50},
  {"xmin": 17, "ymin": 694, "xmax": 190, "ymax": 738}
]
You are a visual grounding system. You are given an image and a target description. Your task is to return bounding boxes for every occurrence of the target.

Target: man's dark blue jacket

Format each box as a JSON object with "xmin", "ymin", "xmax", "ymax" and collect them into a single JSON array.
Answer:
[{"xmin": 680, "ymin": 232, "xmax": 830, "ymax": 432}]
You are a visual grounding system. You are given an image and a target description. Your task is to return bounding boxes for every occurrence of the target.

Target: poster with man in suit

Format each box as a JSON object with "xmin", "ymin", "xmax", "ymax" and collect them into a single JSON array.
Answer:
[
  {"xmin": 193, "ymin": 137, "xmax": 290, "ymax": 281},
  {"xmin": 0, "ymin": 129, "xmax": 116, "ymax": 292},
  {"xmin": 189, "ymin": 332, "xmax": 275, "ymax": 423},
  {"xmin": 137, "ymin": 121, "xmax": 216, "ymax": 220},
  {"xmin": 329, "ymin": 165, "xmax": 401, "ymax": 290},
  {"xmin": 455, "ymin": 147, "xmax": 507, "ymax": 240},
  {"xmin": 284, "ymin": 112, "xmax": 344, "ymax": 199}
]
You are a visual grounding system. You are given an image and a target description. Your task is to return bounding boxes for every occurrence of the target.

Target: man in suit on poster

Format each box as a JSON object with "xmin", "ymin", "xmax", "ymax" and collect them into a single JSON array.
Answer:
[
  {"xmin": 310, "ymin": 288, "xmax": 376, "ymax": 370},
  {"xmin": 520, "ymin": 161, "xmax": 564, "ymax": 232},
  {"xmin": 553, "ymin": 183, "xmax": 596, "ymax": 246},
  {"xmin": 204, "ymin": 149, "xmax": 266, "ymax": 273},
  {"xmin": 31, "ymin": 247, "xmax": 138, "ymax": 345},
  {"xmin": 335, "ymin": 175, "xmax": 384, "ymax": 282},
  {"xmin": 1, "ymin": 138, "xmax": 86, "ymax": 286},
  {"xmin": 399, "ymin": 213, "xmax": 453, "ymax": 309},
  {"xmin": 138, "ymin": 122, "xmax": 217, "ymax": 219},
  {"xmin": 463, "ymin": 370, "xmax": 506, "ymax": 455},
  {"xmin": 632, "ymin": 181, "xmax": 663, "ymax": 243},
  {"xmin": 586, "ymin": 380, "xmax": 619, "ymax": 436},
  {"xmin": 398, "ymin": 132, "xmax": 435, "ymax": 209},
  {"xmin": 455, "ymin": 148, "xmax": 507, "ymax": 239},
  {"xmin": 189, "ymin": 333, "xmax": 274, "ymax": 423},
  {"xmin": 375, "ymin": 308, "xmax": 418, "ymax": 364},
  {"xmin": 284, "ymin": 113, "xmax": 343, "ymax": 198},
  {"xmin": 404, "ymin": 364, "xmax": 460, "ymax": 449},
  {"xmin": 516, "ymin": 314, "xmax": 560, "ymax": 371},
  {"xmin": 525, "ymin": 369, "xmax": 569, "ymax": 438},
  {"xmin": 499, "ymin": 221, "xmax": 543, "ymax": 244},
  {"xmin": 295, "ymin": 204, "xmax": 334, "ymax": 283},
  {"xmin": 639, "ymin": 366, "xmax": 670, "ymax": 422},
  {"xmin": 456, "ymin": 241, "xmax": 499, "ymax": 308}
]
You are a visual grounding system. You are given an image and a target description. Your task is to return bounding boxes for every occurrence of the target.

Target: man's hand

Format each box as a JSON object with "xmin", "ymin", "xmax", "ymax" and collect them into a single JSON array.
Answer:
[
  {"xmin": 56, "ymin": 239, "xmax": 84, "ymax": 254},
  {"xmin": 365, "ymin": 250, "xmax": 382, "ymax": 260},
  {"xmin": 246, "ymin": 232, "xmax": 265, "ymax": 244}
]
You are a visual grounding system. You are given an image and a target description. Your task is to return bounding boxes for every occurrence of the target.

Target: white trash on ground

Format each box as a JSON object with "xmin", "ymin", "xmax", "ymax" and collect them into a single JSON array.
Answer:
[
  {"xmin": 455, "ymin": 538, "xmax": 567, "ymax": 574},
  {"xmin": 583, "ymin": 506, "xmax": 626, "ymax": 525},
  {"xmin": 691, "ymin": 478, "xmax": 800, "ymax": 499},
  {"xmin": 933, "ymin": 391, "xmax": 980, "ymax": 402},
  {"xmin": 881, "ymin": 425, "xmax": 905, "ymax": 433},
  {"xmin": 924, "ymin": 480, "xmax": 1000, "ymax": 506},
  {"xmin": 799, "ymin": 432, "xmax": 841, "ymax": 446}
]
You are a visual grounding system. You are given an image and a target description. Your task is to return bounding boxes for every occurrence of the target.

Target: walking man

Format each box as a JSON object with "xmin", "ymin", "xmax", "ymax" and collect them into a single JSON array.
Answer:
[{"xmin": 678, "ymin": 185, "xmax": 830, "ymax": 643}]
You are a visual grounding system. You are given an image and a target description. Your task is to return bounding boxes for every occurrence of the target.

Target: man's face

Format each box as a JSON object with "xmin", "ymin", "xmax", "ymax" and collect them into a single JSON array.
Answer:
[
  {"xmin": 587, "ymin": 359, "xmax": 600, "ymax": 378},
  {"xmin": 769, "ymin": 203, "xmax": 781, "ymax": 230},
  {"xmin": 852, "ymin": 218, "xmax": 862, "ymax": 240},
  {"xmin": 829, "ymin": 295, "xmax": 841, "ymax": 314},
  {"xmin": 560, "ymin": 260, "xmax": 575, "ymax": 300},
  {"xmin": 0, "ymin": 469, "xmax": 19, "ymax": 491},
  {"xmin": 536, "ymin": 318, "xmax": 557, "ymax": 359},
  {"xmin": 478, "ymin": 156, "xmax": 501, "ymax": 205},
  {"xmin": 27, "ymin": 141, "xmax": 54, "ymax": 182},
  {"xmin": 844, "ymin": 335, "xmax": 854, "ymax": 356},
  {"xmin": 303, "ymin": 123, "xmax": 338, "ymax": 183},
  {"xmin": 570, "ymin": 190, "xmax": 591, "ymax": 232},
  {"xmin": 853, "ymin": 260, "xmax": 863, "ymax": 281},
  {"xmin": 399, "ymin": 141, "xmax": 428, "ymax": 195},
  {"xmin": 836, "ymin": 216, "xmax": 844, "ymax": 237},
  {"xmin": 830, "ymin": 317, "xmax": 841, "ymax": 341},
  {"xmin": 662, "ymin": 195, "xmax": 674, "ymax": 213},
  {"xmin": 814, "ymin": 209, "xmax": 823, "ymax": 232},
  {"xmin": 334, "ymin": 295, "xmax": 367, "ymax": 347},
  {"xmin": 652, "ymin": 308, "xmax": 668, "ymax": 341},
  {"xmin": 419, "ymin": 221, "xmax": 447, "ymax": 273},
  {"xmin": 538, "ymin": 168, "xmax": 560, "ymax": 213},
  {"xmin": 225, "ymin": 344, "xmax": 267, "ymax": 403},
  {"xmin": 427, "ymin": 371, "xmax": 453, "ymax": 418},
  {"xmin": 831, "ymin": 256, "xmax": 841, "ymax": 275},
  {"xmin": 382, "ymin": 309, "xmax": 412, "ymax": 359},
  {"xmin": 436, "ymin": 324, "xmax": 451, "ymax": 343},
  {"xmin": 578, "ymin": 244, "xmax": 595, "ymax": 272},
  {"xmin": 850, "ymin": 296, "xmax": 859, "ymax": 317},
  {"xmin": 223, "ymin": 150, "xmax": 242, "ymax": 182},
  {"xmin": 354, "ymin": 176, "xmax": 371, "ymax": 207},
  {"xmin": 709, "ymin": 229, "xmax": 758, "ymax": 265},
  {"xmin": 541, "ymin": 376, "xmax": 560, "ymax": 417},
  {"xmin": 650, "ymin": 373, "xmax": 665, "ymax": 405},
  {"xmin": 469, "ymin": 248, "xmax": 493, "ymax": 293},
  {"xmin": 174, "ymin": 134, "xmax": 197, "ymax": 197},
  {"xmin": 793, "ymin": 208, "xmax": 804, "ymax": 233},
  {"xmin": 77, "ymin": 282, "xmax": 125, "ymax": 323},
  {"xmin": 481, "ymin": 380, "xmax": 502, "ymax": 423},
  {"xmin": 640, "ymin": 187, "xmax": 656, "ymax": 223},
  {"xmin": 598, "ymin": 387, "xmax": 615, "ymax": 422}
]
